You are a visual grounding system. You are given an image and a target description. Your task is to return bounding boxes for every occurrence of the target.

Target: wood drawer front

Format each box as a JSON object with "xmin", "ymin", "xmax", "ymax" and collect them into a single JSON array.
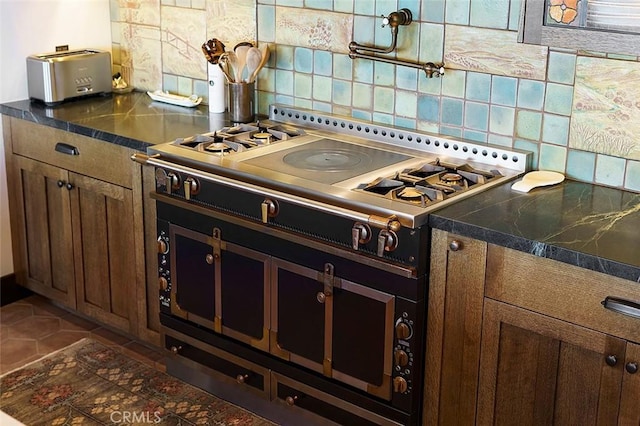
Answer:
[
  {"xmin": 10, "ymin": 118, "xmax": 134, "ymax": 188},
  {"xmin": 485, "ymin": 244, "xmax": 640, "ymax": 343}
]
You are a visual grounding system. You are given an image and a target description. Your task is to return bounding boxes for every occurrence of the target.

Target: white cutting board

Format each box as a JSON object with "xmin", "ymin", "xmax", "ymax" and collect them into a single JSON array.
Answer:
[{"xmin": 511, "ymin": 171, "xmax": 565, "ymax": 193}]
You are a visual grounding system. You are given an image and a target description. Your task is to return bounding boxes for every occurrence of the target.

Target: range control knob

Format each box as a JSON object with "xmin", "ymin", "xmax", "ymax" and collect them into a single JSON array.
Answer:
[
  {"xmin": 157, "ymin": 237, "xmax": 169, "ymax": 254},
  {"xmin": 158, "ymin": 277, "xmax": 168, "ymax": 291},
  {"xmin": 184, "ymin": 177, "xmax": 200, "ymax": 200},
  {"xmin": 394, "ymin": 349, "xmax": 409, "ymax": 367},
  {"xmin": 393, "ymin": 377, "xmax": 408, "ymax": 393},
  {"xmin": 377, "ymin": 229, "xmax": 398, "ymax": 257},
  {"xmin": 396, "ymin": 321, "xmax": 412, "ymax": 340},
  {"xmin": 261, "ymin": 198, "xmax": 279, "ymax": 223},
  {"xmin": 352, "ymin": 222, "xmax": 372, "ymax": 250}
]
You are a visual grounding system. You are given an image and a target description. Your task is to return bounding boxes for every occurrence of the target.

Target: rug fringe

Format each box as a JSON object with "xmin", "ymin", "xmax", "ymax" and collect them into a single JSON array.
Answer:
[{"xmin": 0, "ymin": 337, "xmax": 95, "ymax": 378}]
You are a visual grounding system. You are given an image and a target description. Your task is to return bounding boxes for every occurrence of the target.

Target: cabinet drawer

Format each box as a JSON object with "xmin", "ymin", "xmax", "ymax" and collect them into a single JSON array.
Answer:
[
  {"xmin": 10, "ymin": 117, "xmax": 134, "ymax": 188},
  {"xmin": 485, "ymin": 244, "xmax": 640, "ymax": 343}
]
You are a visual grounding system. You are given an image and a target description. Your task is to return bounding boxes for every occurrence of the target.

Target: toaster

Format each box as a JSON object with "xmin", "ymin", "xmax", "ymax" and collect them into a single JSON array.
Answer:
[{"xmin": 27, "ymin": 49, "xmax": 112, "ymax": 105}]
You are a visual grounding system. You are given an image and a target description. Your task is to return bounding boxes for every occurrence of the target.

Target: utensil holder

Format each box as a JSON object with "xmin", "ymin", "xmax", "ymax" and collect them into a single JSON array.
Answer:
[{"xmin": 228, "ymin": 82, "xmax": 254, "ymax": 123}]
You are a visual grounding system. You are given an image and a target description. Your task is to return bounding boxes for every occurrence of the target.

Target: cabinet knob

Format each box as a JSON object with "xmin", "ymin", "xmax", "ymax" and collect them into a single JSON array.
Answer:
[
  {"xmin": 236, "ymin": 374, "xmax": 249, "ymax": 384},
  {"xmin": 170, "ymin": 345, "xmax": 182, "ymax": 354},
  {"xmin": 66, "ymin": 182, "xmax": 74, "ymax": 190},
  {"xmin": 449, "ymin": 240, "xmax": 462, "ymax": 251},
  {"xmin": 626, "ymin": 362, "xmax": 638, "ymax": 374},
  {"xmin": 605, "ymin": 355, "xmax": 618, "ymax": 366},
  {"xmin": 285, "ymin": 395, "xmax": 298, "ymax": 406},
  {"xmin": 57, "ymin": 180, "xmax": 65, "ymax": 188},
  {"xmin": 205, "ymin": 254, "xmax": 214, "ymax": 264}
]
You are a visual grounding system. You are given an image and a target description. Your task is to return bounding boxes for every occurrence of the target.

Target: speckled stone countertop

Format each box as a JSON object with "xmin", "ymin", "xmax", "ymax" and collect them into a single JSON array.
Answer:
[
  {"xmin": 3, "ymin": 93, "xmax": 638, "ymax": 283},
  {"xmin": 429, "ymin": 179, "xmax": 640, "ymax": 283},
  {"xmin": 0, "ymin": 91, "xmax": 218, "ymax": 151}
]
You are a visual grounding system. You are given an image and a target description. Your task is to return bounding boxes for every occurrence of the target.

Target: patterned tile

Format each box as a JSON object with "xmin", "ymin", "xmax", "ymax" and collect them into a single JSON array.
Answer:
[
  {"xmin": 275, "ymin": 6, "xmax": 353, "ymax": 53},
  {"xmin": 444, "ymin": 25, "xmax": 548, "ymax": 81}
]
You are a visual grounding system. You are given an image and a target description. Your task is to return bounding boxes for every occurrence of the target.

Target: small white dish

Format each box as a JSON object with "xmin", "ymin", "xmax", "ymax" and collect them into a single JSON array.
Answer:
[
  {"xmin": 511, "ymin": 171, "xmax": 565, "ymax": 193},
  {"xmin": 147, "ymin": 90, "xmax": 202, "ymax": 107}
]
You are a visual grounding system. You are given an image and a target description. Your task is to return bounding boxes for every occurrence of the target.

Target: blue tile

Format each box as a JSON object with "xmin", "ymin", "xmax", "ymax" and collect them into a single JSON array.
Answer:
[
  {"xmin": 275, "ymin": 69, "xmax": 294, "ymax": 96},
  {"xmin": 464, "ymin": 129, "xmax": 488, "ymax": 142},
  {"xmin": 470, "ymin": 0, "xmax": 509, "ymax": 29},
  {"xmin": 544, "ymin": 83, "xmax": 573, "ymax": 115},
  {"xmin": 491, "ymin": 76, "xmax": 517, "ymax": 107},
  {"xmin": 372, "ymin": 112, "xmax": 394, "ymax": 125},
  {"xmin": 294, "ymin": 48, "xmax": 313, "ymax": 73},
  {"xmin": 489, "ymin": 105, "xmax": 515, "ymax": 135},
  {"xmin": 418, "ymin": 71, "xmax": 442, "ymax": 95},
  {"xmin": 334, "ymin": 0, "xmax": 353, "ymax": 13},
  {"xmin": 374, "ymin": 62, "xmax": 395, "ymax": 86},
  {"xmin": 353, "ymin": 109, "xmax": 372, "ymax": 121},
  {"xmin": 509, "ymin": 0, "xmax": 522, "ymax": 30},
  {"xmin": 566, "ymin": 149, "xmax": 595, "ymax": 182},
  {"xmin": 542, "ymin": 114, "xmax": 570, "ymax": 146},
  {"xmin": 595, "ymin": 154, "xmax": 625, "ymax": 187},
  {"xmin": 419, "ymin": 23, "xmax": 444, "ymax": 62},
  {"xmin": 354, "ymin": 0, "xmax": 375, "ymax": 15},
  {"xmin": 516, "ymin": 110, "xmax": 542, "ymax": 140},
  {"xmin": 441, "ymin": 97, "xmax": 464, "ymax": 126},
  {"xmin": 421, "ymin": 0, "xmax": 445, "ymax": 22},
  {"xmin": 395, "ymin": 116, "xmax": 417, "ymax": 129},
  {"xmin": 418, "ymin": 94, "xmax": 440, "ymax": 122},
  {"xmin": 311, "ymin": 101, "xmax": 331, "ymax": 112},
  {"xmin": 314, "ymin": 50, "xmax": 332, "ymax": 76},
  {"xmin": 399, "ymin": 0, "xmax": 421, "ymax": 19},
  {"xmin": 376, "ymin": 0, "xmax": 398, "ymax": 18},
  {"xmin": 353, "ymin": 58, "xmax": 374, "ymax": 83},
  {"xmin": 464, "ymin": 102, "xmax": 489, "ymax": 131},
  {"xmin": 445, "ymin": 0, "xmax": 470, "ymax": 25},
  {"xmin": 353, "ymin": 15, "xmax": 375, "ymax": 45},
  {"xmin": 466, "ymin": 72, "xmax": 491, "ymax": 102},
  {"xmin": 397, "ymin": 67, "xmax": 418, "ymax": 91},
  {"xmin": 374, "ymin": 86, "xmax": 395, "ymax": 114},
  {"xmin": 352, "ymin": 82, "xmax": 372, "ymax": 110},
  {"xmin": 333, "ymin": 79, "xmax": 351, "ymax": 106},
  {"xmin": 538, "ymin": 144, "xmax": 567, "ymax": 172},
  {"xmin": 276, "ymin": 0, "xmax": 303, "ymax": 6},
  {"xmin": 442, "ymin": 69, "xmax": 466, "ymax": 98},
  {"xmin": 488, "ymin": 134, "xmax": 513, "ymax": 147},
  {"xmin": 333, "ymin": 54, "xmax": 352, "ymax": 80},
  {"xmin": 547, "ymin": 51, "xmax": 576, "ymax": 84},
  {"xmin": 441, "ymin": 126, "xmax": 463, "ymax": 138},
  {"xmin": 396, "ymin": 90, "xmax": 418, "ymax": 118},
  {"xmin": 305, "ymin": 0, "xmax": 330, "ymax": 9},
  {"xmin": 517, "ymin": 79, "xmax": 545, "ymax": 110},
  {"xmin": 257, "ymin": 5, "xmax": 275, "ymax": 42},
  {"xmin": 625, "ymin": 160, "xmax": 640, "ymax": 191}
]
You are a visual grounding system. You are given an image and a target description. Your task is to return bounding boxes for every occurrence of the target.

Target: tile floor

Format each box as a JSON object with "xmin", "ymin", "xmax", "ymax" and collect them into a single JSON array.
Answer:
[{"xmin": 0, "ymin": 294, "xmax": 166, "ymax": 375}]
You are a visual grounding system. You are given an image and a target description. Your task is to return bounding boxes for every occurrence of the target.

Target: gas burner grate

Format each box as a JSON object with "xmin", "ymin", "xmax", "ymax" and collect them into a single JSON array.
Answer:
[{"xmin": 357, "ymin": 159, "xmax": 503, "ymax": 208}]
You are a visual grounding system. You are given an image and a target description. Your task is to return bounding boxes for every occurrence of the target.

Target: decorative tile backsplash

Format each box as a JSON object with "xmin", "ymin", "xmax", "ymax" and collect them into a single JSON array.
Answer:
[{"xmin": 109, "ymin": 0, "xmax": 640, "ymax": 192}]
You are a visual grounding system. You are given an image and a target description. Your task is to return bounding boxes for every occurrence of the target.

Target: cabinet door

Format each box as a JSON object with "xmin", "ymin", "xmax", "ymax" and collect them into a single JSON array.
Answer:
[
  {"xmin": 11, "ymin": 156, "xmax": 76, "ymax": 308},
  {"xmin": 70, "ymin": 172, "xmax": 137, "ymax": 334},
  {"xmin": 478, "ymin": 299, "xmax": 626, "ymax": 425},
  {"xmin": 619, "ymin": 342, "xmax": 640, "ymax": 425}
]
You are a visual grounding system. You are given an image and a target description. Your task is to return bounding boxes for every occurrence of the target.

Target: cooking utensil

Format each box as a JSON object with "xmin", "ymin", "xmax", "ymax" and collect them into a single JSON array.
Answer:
[
  {"xmin": 202, "ymin": 38, "xmax": 226, "ymax": 64},
  {"xmin": 234, "ymin": 45, "xmax": 251, "ymax": 83},
  {"xmin": 249, "ymin": 44, "xmax": 270, "ymax": 83},
  {"xmin": 244, "ymin": 47, "xmax": 262, "ymax": 83},
  {"xmin": 511, "ymin": 171, "xmax": 565, "ymax": 193}
]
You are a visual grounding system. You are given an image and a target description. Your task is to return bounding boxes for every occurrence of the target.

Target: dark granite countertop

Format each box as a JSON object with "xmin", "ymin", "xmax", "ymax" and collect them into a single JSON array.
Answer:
[
  {"xmin": 429, "ymin": 179, "xmax": 640, "ymax": 283},
  {"xmin": 0, "ymin": 91, "xmax": 219, "ymax": 151},
  {"xmin": 3, "ymin": 93, "xmax": 638, "ymax": 284}
]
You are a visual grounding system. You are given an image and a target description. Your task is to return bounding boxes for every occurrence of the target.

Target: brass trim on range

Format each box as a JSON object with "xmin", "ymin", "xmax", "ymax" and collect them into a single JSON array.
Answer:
[
  {"xmin": 152, "ymin": 192, "xmax": 417, "ymax": 279},
  {"xmin": 270, "ymin": 372, "xmax": 404, "ymax": 426},
  {"xmin": 169, "ymin": 224, "xmax": 216, "ymax": 329},
  {"xmin": 162, "ymin": 327, "xmax": 270, "ymax": 398},
  {"xmin": 269, "ymin": 257, "xmax": 395, "ymax": 401}
]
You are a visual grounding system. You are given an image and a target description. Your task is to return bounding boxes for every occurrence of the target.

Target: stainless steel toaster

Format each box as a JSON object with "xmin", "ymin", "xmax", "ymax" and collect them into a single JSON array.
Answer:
[{"xmin": 27, "ymin": 49, "xmax": 112, "ymax": 105}]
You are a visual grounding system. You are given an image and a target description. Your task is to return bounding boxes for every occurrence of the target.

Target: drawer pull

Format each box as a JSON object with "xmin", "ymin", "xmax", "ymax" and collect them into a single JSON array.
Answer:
[
  {"xmin": 601, "ymin": 297, "xmax": 640, "ymax": 319},
  {"xmin": 55, "ymin": 142, "xmax": 80, "ymax": 156},
  {"xmin": 605, "ymin": 355, "xmax": 618, "ymax": 366},
  {"xmin": 626, "ymin": 362, "xmax": 638, "ymax": 374}
]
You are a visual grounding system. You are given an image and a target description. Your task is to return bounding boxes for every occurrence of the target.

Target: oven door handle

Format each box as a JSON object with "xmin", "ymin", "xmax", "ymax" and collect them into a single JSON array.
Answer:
[{"xmin": 131, "ymin": 153, "xmax": 397, "ymax": 228}]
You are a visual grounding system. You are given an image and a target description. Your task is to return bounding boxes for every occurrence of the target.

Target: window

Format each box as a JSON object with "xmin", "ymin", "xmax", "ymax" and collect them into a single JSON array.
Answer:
[{"xmin": 519, "ymin": 0, "xmax": 640, "ymax": 56}]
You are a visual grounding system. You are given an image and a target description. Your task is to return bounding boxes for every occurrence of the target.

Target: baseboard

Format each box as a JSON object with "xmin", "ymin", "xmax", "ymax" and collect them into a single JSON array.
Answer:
[{"xmin": 1, "ymin": 273, "xmax": 33, "ymax": 306}]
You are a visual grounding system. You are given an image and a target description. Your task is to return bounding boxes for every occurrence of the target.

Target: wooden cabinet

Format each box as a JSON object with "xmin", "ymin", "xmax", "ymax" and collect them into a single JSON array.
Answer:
[
  {"xmin": 424, "ymin": 229, "xmax": 640, "ymax": 425},
  {"xmin": 2, "ymin": 116, "xmax": 160, "ymax": 345}
]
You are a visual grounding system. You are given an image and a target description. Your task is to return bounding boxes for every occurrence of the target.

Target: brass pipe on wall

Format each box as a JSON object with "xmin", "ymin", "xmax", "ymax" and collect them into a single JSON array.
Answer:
[{"xmin": 348, "ymin": 8, "xmax": 445, "ymax": 78}]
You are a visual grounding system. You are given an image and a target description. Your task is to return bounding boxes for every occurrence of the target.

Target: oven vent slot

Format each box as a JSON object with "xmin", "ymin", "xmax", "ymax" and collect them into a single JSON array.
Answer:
[{"xmin": 269, "ymin": 104, "xmax": 530, "ymax": 172}]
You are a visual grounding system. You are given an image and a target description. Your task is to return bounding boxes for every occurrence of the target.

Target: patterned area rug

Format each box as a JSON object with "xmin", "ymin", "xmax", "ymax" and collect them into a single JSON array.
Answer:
[{"xmin": 0, "ymin": 338, "xmax": 276, "ymax": 425}]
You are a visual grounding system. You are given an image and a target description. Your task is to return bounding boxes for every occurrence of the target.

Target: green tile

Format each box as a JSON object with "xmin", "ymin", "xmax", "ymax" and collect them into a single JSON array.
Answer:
[
  {"xmin": 489, "ymin": 105, "xmax": 515, "ymax": 136},
  {"xmin": 544, "ymin": 83, "xmax": 573, "ymax": 115},
  {"xmin": 516, "ymin": 110, "xmax": 542, "ymax": 140},
  {"xmin": 294, "ymin": 48, "xmax": 313, "ymax": 73},
  {"xmin": 542, "ymin": 113, "xmax": 569, "ymax": 146},
  {"xmin": 374, "ymin": 86, "xmax": 395, "ymax": 114},
  {"xmin": 442, "ymin": 69, "xmax": 466, "ymax": 98},
  {"xmin": 333, "ymin": 54, "xmax": 353, "ymax": 80},
  {"xmin": 517, "ymin": 79, "xmax": 545, "ymax": 110},
  {"xmin": 312, "ymin": 75, "xmax": 332, "ymax": 102},
  {"xmin": 464, "ymin": 102, "xmax": 489, "ymax": 131},
  {"xmin": 595, "ymin": 154, "xmax": 625, "ymax": 187},
  {"xmin": 547, "ymin": 51, "xmax": 576, "ymax": 84},
  {"xmin": 352, "ymin": 82, "xmax": 372, "ymax": 110},
  {"xmin": 333, "ymin": 79, "xmax": 352, "ymax": 106},
  {"xmin": 625, "ymin": 160, "xmax": 640, "ymax": 191},
  {"xmin": 294, "ymin": 73, "xmax": 312, "ymax": 99},
  {"xmin": 445, "ymin": 0, "xmax": 470, "ymax": 24},
  {"xmin": 466, "ymin": 72, "xmax": 491, "ymax": 102},
  {"xmin": 470, "ymin": 0, "xmax": 509, "ymax": 29},
  {"xmin": 396, "ymin": 90, "xmax": 418, "ymax": 118},
  {"xmin": 538, "ymin": 143, "xmax": 567, "ymax": 172},
  {"xmin": 566, "ymin": 149, "xmax": 595, "ymax": 182},
  {"xmin": 514, "ymin": 139, "xmax": 539, "ymax": 170},
  {"xmin": 275, "ymin": 69, "xmax": 294, "ymax": 96},
  {"xmin": 491, "ymin": 76, "xmax": 517, "ymax": 107}
]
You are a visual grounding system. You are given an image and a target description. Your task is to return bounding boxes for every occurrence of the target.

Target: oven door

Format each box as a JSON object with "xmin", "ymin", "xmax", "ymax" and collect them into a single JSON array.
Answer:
[
  {"xmin": 270, "ymin": 258, "xmax": 394, "ymax": 401},
  {"xmin": 167, "ymin": 223, "xmax": 270, "ymax": 351}
]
